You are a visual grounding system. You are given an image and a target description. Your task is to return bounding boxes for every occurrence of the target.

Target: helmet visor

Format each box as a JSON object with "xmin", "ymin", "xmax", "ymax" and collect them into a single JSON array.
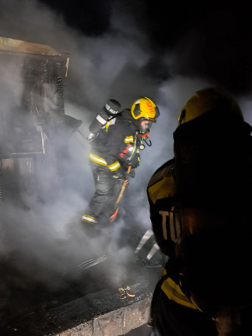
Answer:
[{"xmin": 148, "ymin": 106, "xmax": 160, "ymax": 122}]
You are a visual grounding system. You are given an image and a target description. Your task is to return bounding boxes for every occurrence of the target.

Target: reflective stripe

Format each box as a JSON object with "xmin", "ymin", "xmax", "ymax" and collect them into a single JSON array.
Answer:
[
  {"xmin": 105, "ymin": 122, "xmax": 110, "ymax": 132},
  {"xmin": 136, "ymin": 149, "xmax": 140, "ymax": 154},
  {"xmin": 161, "ymin": 269, "xmax": 196, "ymax": 310},
  {"xmin": 128, "ymin": 136, "xmax": 137, "ymax": 160},
  {"xmin": 89, "ymin": 152, "xmax": 121, "ymax": 171},
  {"xmin": 96, "ymin": 114, "xmax": 107, "ymax": 125},
  {"xmin": 105, "ymin": 118, "xmax": 116, "ymax": 132},
  {"xmin": 82, "ymin": 215, "xmax": 96, "ymax": 223},
  {"xmin": 124, "ymin": 136, "xmax": 134, "ymax": 143},
  {"xmin": 89, "ymin": 153, "xmax": 107, "ymax": 166},
  {"xmin": 108, "ymin": 161, "xmax": 121, "ymax": 171},
  {"xmin": 148, "ymin": 175, "xmax": 176, "ymax": 204}
]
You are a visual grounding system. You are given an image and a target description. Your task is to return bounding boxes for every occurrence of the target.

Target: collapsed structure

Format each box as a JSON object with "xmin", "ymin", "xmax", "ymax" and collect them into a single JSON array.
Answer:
[{"xmin": 0, "ymin": 36, "xmax": 81, "ymax": 203}]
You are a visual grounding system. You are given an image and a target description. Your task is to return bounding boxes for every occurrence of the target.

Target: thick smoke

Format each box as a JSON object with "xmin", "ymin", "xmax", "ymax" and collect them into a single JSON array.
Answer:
[{"xmin": 0, "ymin": 0, "xmax": 213, "ymax": 299}]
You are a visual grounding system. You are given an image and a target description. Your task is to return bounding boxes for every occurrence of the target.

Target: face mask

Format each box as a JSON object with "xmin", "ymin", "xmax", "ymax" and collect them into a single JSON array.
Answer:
[{"xmin": 138, "ymin": 119, "xmax": 152, "ymax": 138}]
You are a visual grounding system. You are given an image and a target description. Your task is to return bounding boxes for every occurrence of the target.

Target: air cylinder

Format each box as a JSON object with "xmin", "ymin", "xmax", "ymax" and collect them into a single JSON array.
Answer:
[{"xmin": 89, "ymin": 99, "xmax": 121, "ymax": 134}]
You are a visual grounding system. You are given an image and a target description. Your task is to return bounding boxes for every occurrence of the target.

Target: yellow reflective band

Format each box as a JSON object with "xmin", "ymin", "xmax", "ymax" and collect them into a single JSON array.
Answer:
[
  {"xmin": 148, "ymin": 176, "xmax": 176, "ymax": 204},
  {"xmin": 105, "ymin": 118, "xmax": 117, "ymax": 132},
  {"xmin": 89, "ymin": 152, "xmax": 121, "ymax": 171},
  {"xmin": 82, "ymin": 214, "xmax": 96, "ymax": 224},
  {"xmin": 136, "ymin": 149, "xmax": 140, "ymax": 154},
  {"xmin": 161, "ymin": 269, "xmax": 197, "ymax": 310},
  {"xmin": 138, "ymin": 157, "xmax": 140, "ymax": 161},
  {"xmin": 105, "ymin": 120, "xmax": 112, "ymax": 132},
  {"xmin": 108, "ymin": 161, "xmax": 121, "ymax": 171},
  {"xmin": 124, "ymin": 136, "xmax": 134, "ymax": 143},
  {"xmin": 89, "ymin": 153, "xmax": 107, "ymax": 166}
]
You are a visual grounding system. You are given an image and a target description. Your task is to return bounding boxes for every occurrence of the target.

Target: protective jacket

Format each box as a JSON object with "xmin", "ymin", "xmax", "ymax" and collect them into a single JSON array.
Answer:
[
  {"xmin": 148, "ymin": 159, "xmax": 198, "ymax": 306},
  {"xmin": 89, "ymin": 109, "xmax": 141, "ymax": 173},
  {"xmin": 147, "ymin": 115, "xmax": 252, "ymax": 335},
  {"xmin": 147, "ymin": 160, "xmax": 219, "ymax": 335}
]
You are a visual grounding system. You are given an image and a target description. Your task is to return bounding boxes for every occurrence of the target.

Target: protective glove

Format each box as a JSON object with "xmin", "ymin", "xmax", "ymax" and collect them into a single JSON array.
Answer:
[
  {"xmin": 129, "ymin": 168, "xmax": 135, "ymax": 178},
  {"xmin": 112, "ymin": 167, "xmax": 127, "ymax": 181},
  {"xmin": 129, "ymin": 153, "xmax": 140, "ymax": 169}
]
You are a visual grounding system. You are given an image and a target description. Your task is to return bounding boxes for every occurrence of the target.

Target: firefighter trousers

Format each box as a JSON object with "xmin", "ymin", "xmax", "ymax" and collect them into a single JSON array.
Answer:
[{"xmin": 83, "ymin": 161, "xmax": 119, "ymax": 224}]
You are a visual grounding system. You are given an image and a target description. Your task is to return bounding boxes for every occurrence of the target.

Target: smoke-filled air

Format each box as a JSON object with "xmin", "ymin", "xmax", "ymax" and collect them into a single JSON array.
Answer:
[{"xmin": 1, "ymin": 1, "xmax": 251, "ymax": 335}]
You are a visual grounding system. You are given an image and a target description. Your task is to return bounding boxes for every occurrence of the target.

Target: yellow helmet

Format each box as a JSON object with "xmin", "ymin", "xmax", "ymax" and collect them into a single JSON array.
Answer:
[
  {"xmin": 131, "ymin": 97, "xmax": 159, "ymax": 122},
  {"xmin": 178, "ymin": 87, "xmax": 243, "ymax": 125}
]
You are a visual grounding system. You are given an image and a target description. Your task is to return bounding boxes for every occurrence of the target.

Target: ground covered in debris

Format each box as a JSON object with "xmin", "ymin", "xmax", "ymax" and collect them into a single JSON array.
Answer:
[{"xmin": 0, "ymin": 204, "xmax": 163, "ymax": 336}]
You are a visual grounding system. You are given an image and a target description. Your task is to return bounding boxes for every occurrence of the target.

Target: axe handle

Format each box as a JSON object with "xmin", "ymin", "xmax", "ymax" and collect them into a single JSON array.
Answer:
[
  {"xmin": 110, "ymin": 166, "xmax": 132, "ymax": 222},
  {"xmin": 115, "ymin": 165, "xmax": 132, "ymax": 205}
]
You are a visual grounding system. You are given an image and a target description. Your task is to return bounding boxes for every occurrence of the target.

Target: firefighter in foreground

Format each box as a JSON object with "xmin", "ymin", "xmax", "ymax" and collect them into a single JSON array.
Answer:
[
  {"xmin": 147, "ymin": 87, "xmax": 252, "ymax": 335},
  {"xmin": 82, "ymin": 97, "xmax": 159, "ymax": 225}
]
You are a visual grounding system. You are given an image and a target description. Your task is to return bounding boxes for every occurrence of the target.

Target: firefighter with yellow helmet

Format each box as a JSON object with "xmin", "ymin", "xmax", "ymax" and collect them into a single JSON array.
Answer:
[
  {"xmin": 82, "ymin": 97, "xmax": 159, "ymax": 225},
  {"xmin": 147, "ymin": 87, "xmax": 252, "ymax": 335}
]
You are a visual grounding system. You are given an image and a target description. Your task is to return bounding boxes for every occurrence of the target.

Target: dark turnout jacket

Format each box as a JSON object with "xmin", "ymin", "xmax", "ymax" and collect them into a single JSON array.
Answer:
[
  {"xmin": 147, "ymin": 113, "xmax": 252, "ymax": 335},
  {"xmin": 90, "ymin": 109, "xmax": 141, "ymax": 172}
]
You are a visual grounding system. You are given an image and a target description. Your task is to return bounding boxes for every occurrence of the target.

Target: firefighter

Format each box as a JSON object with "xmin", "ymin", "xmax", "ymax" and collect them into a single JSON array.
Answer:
[
  {"xmin": 82, "ymin": 97, "xmax": 160, "ymax": 225},
  {"xmin": 147, "ymin": 87, "xmax": 252, "ymax": 335}
]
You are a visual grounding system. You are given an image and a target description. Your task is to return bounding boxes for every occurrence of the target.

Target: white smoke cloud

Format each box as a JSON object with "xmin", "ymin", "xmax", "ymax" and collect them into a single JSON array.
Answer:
[{"xmin": 0, "ymin": 0, "xmax": 214, "ymax": 299}]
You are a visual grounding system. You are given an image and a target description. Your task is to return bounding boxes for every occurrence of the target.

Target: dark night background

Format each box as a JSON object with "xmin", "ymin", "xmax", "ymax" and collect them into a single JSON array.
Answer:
[{"xmin": 40, "ymin": 0, "xmax": 252, "ymax": 95}]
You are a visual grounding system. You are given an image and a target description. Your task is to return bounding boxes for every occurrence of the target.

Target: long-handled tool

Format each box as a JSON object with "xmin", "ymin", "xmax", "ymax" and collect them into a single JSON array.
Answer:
[{"xmin": 110, "ymin": 165, "xmax": 132, "ymax": 222}]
